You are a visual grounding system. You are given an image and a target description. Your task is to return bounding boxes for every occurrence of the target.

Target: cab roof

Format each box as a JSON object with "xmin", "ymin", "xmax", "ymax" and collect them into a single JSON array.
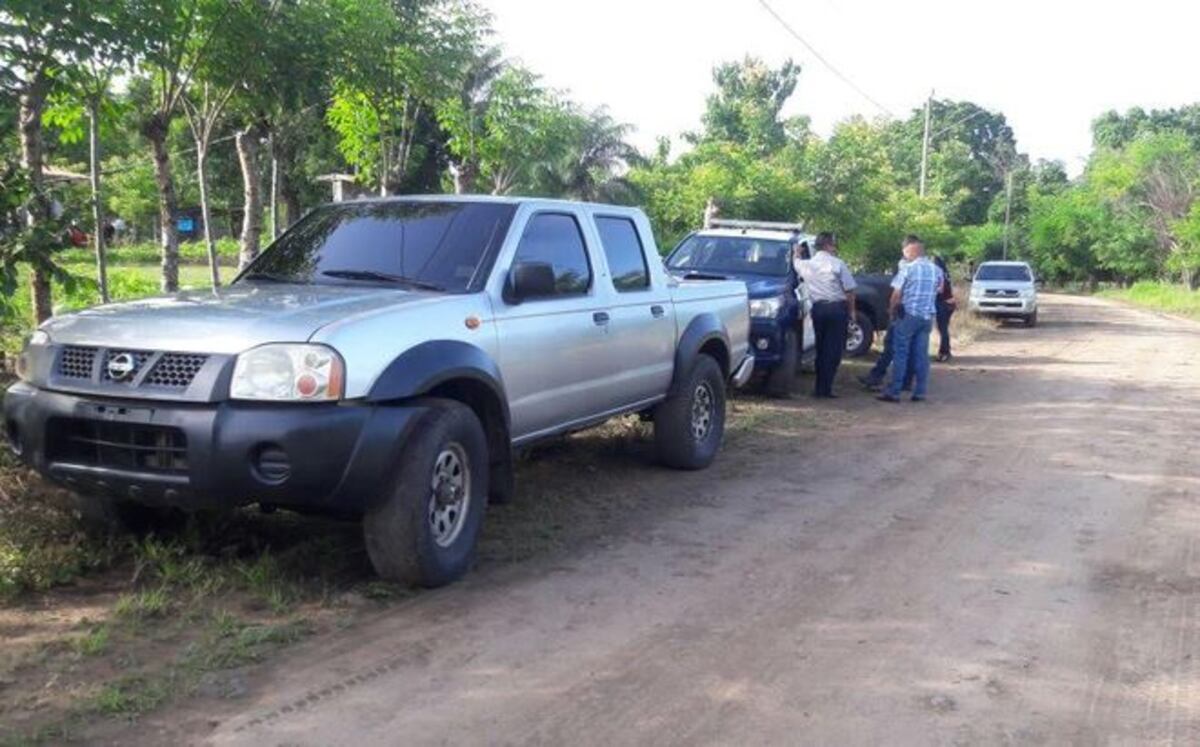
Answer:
[{"xmin": 336, "ymin": 193, "xmax": 643, "ymax": 214}]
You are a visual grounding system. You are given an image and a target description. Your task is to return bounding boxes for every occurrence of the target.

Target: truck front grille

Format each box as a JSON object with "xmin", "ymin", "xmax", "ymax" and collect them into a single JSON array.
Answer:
[
  {"xmin": 46, "ymin": 418, "xmax": 188, "ymax": 473},
  {"xmin": 52, "ymin": 347, "xmax": 210, "ymax": 390},
  {"xmin": 59, "ymin": 346, "xmax": 97, "ymax": 379},
  {"xmin": 145, "ymin": 353, "xmax": 208, "ymax": 388}
]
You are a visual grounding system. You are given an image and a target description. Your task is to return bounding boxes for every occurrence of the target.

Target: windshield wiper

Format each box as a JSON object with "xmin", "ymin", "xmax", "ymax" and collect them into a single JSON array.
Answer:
[
  {"xmin": 681, "ymin": 271, "xmax": 729, "ymax": 281},
  {"xmin": 241, "ymin": 271, "xmax": 294, "ymax": 283},
  {"xmin": 320, "ymin": 269, "xmax": 444, "ymax": 292}
]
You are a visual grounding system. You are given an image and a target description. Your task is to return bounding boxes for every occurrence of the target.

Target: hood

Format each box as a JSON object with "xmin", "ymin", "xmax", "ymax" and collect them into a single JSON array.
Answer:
[
  {"xmin": 41, "ymin": 283, "xmax": 442, "ymax": 354},
  {"xmin": 740, "ymin": 275, "xmax": 791, "ymax": 299},
  {"xmin": 670, "ymin": 270, "xmax": 789, "ymax": 299}
]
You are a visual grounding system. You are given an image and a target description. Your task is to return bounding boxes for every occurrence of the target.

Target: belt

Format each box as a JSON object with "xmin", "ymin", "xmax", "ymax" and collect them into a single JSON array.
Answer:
[{"xmin": 812, "ymin": 299, "xmax": 847, "ymax": 306}]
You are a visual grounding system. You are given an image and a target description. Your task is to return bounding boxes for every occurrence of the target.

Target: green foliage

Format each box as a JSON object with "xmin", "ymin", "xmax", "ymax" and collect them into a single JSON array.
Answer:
[{"xmin": 699, "ymin": 56, "xmax": 801, "ymax": 156}]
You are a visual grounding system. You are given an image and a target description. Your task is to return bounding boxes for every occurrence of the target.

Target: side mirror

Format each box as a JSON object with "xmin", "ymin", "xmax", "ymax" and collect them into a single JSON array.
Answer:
[{"xmin": 505, "ymin": 261, "xmax": 556, "ymax": 303}]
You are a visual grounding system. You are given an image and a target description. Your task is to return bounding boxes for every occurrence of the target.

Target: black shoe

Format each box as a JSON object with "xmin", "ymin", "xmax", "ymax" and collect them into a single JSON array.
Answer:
[
  {"xmin": 877, "ymin": 394, "xmax": 901, "ymax": 403},
  {"xmin": 911, "ymin": 396, "xmax": 925, "ymax": 402}
]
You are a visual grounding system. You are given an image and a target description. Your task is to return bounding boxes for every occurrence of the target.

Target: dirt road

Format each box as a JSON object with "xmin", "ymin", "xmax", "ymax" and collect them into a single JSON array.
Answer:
[{"xmin": 151, "ymin": 294, "xmax": 1200, "ymax": 745}]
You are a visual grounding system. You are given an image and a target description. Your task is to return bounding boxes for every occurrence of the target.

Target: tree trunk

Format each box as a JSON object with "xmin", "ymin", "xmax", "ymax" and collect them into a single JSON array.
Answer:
[
  {"xmin": 195, "ymin": 144, "xmax": 220, "ymax": 288},
  {"xmin": 280, "ymin": 177, "xmax": 302, "ymax": 229},
  {"xmin": 87, "ymin": 97, "xmax": 109, "ymax": 304},
  {"xmin": 143, "ymin": 114, "xmax": 180, "ymax": 292},
  {"xmin": 453, "ymin": 161, "xmax": 478, "ymax": 194},
  {"xmin": 19, "ymin": 71, "xmax": 53, "ymax": 323},
  {"xmin": 268, "ymin": 136, "xmax": 279, "ymax": 241},
  {"xmin": 236, "ymin": 127, "xmax": 263, "ymax": 270}
]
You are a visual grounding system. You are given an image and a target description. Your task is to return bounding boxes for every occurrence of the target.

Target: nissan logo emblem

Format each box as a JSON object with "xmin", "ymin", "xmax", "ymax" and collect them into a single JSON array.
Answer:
[{"xmin": 107, "ymin": 352, "xmax": 137, "ymax": 381}]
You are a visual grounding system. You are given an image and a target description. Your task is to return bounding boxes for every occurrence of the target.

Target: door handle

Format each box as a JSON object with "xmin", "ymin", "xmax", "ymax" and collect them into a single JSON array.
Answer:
[
  {"xmin": 592, "ymin": 311, "xmax": 610, "ymax": 325},
  {"xmin": 650, "ymin": 305, "xmax": 665, "ymax": 318}
]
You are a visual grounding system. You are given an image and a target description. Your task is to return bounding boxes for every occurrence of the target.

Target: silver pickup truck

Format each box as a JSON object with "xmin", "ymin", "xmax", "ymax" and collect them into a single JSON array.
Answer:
[{"xmin": 4, "ymin": 196, "xmax": 752, "ymax": 587}]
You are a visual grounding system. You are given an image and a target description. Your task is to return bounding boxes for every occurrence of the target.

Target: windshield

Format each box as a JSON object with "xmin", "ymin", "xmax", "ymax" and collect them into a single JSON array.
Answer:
[
  {"xmin": 975, "ymin": 264, "xmax": 1032, "ymax": 282},
  {"xmin": 238, "ymin": 201, "xmax": 516, "ymax": 292},
  {"xmin": 667, "ymin": 235, "xmax": 792, "ymax": 277}
]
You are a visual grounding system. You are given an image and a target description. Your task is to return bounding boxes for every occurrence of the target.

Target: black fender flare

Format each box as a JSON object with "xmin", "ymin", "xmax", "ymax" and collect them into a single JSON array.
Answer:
[
  {"xmin": 669, "ymin": 314, "xmax": 731, "ymax": 396},
  {"xmin": 366, "ymin": 340, "xmax": 510, "ymax": 429}
]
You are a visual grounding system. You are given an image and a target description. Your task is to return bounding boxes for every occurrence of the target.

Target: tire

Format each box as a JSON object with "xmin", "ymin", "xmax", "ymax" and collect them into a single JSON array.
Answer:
[
  {"xmin": 846, "ymin": 312, "xmax": 874, "ymax": 357},
  {"xmin": 654, "ymin": 355, "xmax": 727, "ymax": 470},
  {"xmin": 1024, "ymin": 310, "xmax": 1038, "ymax": 327},
  {"xmin": 363, "ymin": 398, "xmax": 488, "ymax": 588},
  {"xmin": 765, "ymin": 328, "xmax": 798, "ymax": 397}
]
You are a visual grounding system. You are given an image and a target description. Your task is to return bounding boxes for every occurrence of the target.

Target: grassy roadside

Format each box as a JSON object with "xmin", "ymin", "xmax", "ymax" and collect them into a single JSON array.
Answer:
[{"xmin": 1097, "ymin": 281, "xmax": 1200, "ymax": 321}]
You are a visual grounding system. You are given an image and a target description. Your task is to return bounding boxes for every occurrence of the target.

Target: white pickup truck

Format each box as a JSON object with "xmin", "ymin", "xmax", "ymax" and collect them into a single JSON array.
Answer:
[{"xmin": 5, "ymin": 196, "xmax": 752, "ymax": 587}]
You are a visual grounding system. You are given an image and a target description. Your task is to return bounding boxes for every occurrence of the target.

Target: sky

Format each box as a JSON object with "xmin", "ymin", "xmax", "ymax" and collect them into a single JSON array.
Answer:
[{"xmin": 478, "ymin": 0, "xmax": 1200, "ymax": 176}]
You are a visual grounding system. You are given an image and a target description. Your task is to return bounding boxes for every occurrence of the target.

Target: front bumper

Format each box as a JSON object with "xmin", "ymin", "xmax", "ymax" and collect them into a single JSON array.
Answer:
[
  {"xmin": 749, "ymin": 318, "xmax": 787, "ymax": 367},
  {"xmin": 2, "ymin": 382, "xmax": 426, "ymax": 512},
  {"xmin": 730, "ymin": 354, "xmax": 755, "ymax": 388},
  {"xmin": 970, "ymin": 297, "xmax": 1036, "ymax": 316}
]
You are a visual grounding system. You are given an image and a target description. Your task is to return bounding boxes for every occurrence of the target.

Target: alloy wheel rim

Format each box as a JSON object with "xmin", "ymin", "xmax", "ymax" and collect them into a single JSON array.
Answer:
[
  {"xmin": 428, "ymin": 443, "xmax": 470, "ymax": 548},
  {"xmin": 846, "ymin": 322, "xmax": 864, "ymax": 352},
  {"xmin": 691, "ymin": 382, "xmax": 715, "ymax": 442}
]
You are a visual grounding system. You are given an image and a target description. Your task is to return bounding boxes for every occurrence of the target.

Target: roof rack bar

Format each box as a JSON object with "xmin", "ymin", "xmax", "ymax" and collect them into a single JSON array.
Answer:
[{"xmin": 708, "ymin": 218, "xmax": 807, "ymax": 232}]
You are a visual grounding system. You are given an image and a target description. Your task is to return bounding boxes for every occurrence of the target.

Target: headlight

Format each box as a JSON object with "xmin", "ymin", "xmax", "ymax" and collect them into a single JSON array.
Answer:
[
  {"xmin": 749, "ymin": 295, "xmax": 787, "ymax": 318},
  {"xmin": 1020, "ymin": 287, "xmax": 1035, "ymax": 298},
  {"xmin": 970, "ymin": 285, "xmax": 983, "ymax": 297},
  {"xmin": 15, "ymin": 330, "xmax": 51, "ymax": 382},
  {"xmin": 231, "ymin": 344, "xmax": 345, "ymax": 402}
]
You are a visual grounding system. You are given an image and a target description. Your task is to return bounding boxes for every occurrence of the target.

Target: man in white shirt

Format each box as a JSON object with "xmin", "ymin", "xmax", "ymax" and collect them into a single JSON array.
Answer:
[{"xmin": 794, "ymin": 232, "xmax": 857, "ymax": 398}]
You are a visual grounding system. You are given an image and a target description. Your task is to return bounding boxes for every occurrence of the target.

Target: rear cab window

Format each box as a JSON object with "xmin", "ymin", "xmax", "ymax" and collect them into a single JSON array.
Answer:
[{"xmin": 595, "ymin": 216, "xmax": 650, "ymax": 292}]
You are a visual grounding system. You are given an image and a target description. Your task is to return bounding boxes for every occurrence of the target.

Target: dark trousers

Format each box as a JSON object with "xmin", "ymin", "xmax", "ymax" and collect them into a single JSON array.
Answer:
[
  {"xmin": 936, "ymin": 299, "xmax": 954, "ymax": 357},
  {"xmin": 811, "ymin": 300, "xmax": 848, "ymax": 396}
]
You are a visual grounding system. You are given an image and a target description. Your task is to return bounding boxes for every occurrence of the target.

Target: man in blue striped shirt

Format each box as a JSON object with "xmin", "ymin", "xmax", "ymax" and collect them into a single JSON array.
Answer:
[{"xmin": 879, "ymin": 235, "xmax": 944, "ymax": 403}]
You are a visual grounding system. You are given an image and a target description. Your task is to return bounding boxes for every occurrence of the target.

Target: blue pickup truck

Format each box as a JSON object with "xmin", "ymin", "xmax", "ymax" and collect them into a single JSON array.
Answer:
[
  {"xmin": 664, "ymin": 221, "xmax": 893, "ymax": 396},
  {"xmin": 664, "ymin": 221, "xmax": 815, "ymax": 396}
]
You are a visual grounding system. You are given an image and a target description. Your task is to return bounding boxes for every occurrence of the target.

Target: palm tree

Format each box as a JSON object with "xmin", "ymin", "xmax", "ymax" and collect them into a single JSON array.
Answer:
[{"xmin": 540, "ymin": 109, "xmax": 643, "ymax": 203}]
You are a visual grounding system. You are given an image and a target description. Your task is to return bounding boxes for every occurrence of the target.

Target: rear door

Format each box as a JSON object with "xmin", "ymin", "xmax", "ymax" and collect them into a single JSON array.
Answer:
[
  {"xmin": 591, "ymin": 213, "xmax": 674, "ymax": 407},
  {"xmin": 492, "ymin": 210, "xmax": 613, "ymax": 440}
]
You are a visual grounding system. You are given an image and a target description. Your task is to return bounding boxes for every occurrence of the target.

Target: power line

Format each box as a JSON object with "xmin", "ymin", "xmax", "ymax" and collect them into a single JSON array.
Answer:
[{"xmin": 755, "ymin": 0, "xmax": 895, "ymax": 117}]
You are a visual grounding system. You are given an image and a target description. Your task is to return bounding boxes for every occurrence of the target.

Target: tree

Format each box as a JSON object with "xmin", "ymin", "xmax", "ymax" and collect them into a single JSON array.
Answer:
[
  {"xmin": 438, "ymin": 45, "xmax": 504, "ymax": 194},
  {"xmin": 1090, "ymin": 132, "xmax": 1200, "ymax": 286},
  {"xmin": 128, "ymin": 0, "xmax": 237, "ymax": 291},
  {"xmin": 328, "ymin": 0, "xmax": 482, "ymax": 195},
  {"xmin": 699, "ymin": 57, "xmax": 800, "ymax": 156},
  {"xmin": 887, "ymin": 100, "xmax": 1019, "ymax": 227},
  {"xmin": 466, "ymin": 66, "xmax": 572, "ymax": 195},
  {"xmin": 1, "ymin": 0, "xmax": 115, "ymax": 321},
  {"xmin": 536, "ymin": 108, "xmax": 642, "ymax": 203}
]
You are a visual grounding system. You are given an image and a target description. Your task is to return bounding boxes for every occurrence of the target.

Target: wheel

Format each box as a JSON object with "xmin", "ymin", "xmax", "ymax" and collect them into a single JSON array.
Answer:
[
  {"xmin": 363, "ymin": 398, "xmax": 488, "ymax": 588},
  {"xmin": 846, "ymin": 312, "xmax": 874, "ymax": 357},
  {"xmin": 765, "ymin": 328, "xmax": 798, "ymax": 397},
  {"xmin": 1024, "ymin": 310, "xmax": 1038, "ymax": 327},
  {"xmin": 654, "ymin": 355, "xmax": 726, "ymax": 470}
]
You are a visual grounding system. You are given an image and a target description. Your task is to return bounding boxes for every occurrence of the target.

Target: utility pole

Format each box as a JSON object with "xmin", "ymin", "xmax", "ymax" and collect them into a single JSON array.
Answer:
[
  {"xmin": 1002, "ymin": 169, "xmax": 1014, "ymax": 261},
  {"xmin": 919, "ymin": 90, "xmax": 933, "ymax": 198}
]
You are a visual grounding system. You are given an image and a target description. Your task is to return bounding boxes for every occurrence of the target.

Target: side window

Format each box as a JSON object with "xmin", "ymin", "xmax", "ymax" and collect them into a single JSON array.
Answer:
[
  {"xmin": 595, "ymin": 216, "xmax": 650, "ymax": 292},
  {"xmin": 512, "ymin": 213, "xmax": 591, "ymax": 296}
]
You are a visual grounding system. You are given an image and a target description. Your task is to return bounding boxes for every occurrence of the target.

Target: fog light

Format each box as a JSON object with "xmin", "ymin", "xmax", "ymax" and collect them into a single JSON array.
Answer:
[
  {"xmin": 755, "ymin": 337, "xmax": 770, "ymax": 350},
  {"xmin": 252, "ymin": 444, "xmax": 291, "ymax": 485}
]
